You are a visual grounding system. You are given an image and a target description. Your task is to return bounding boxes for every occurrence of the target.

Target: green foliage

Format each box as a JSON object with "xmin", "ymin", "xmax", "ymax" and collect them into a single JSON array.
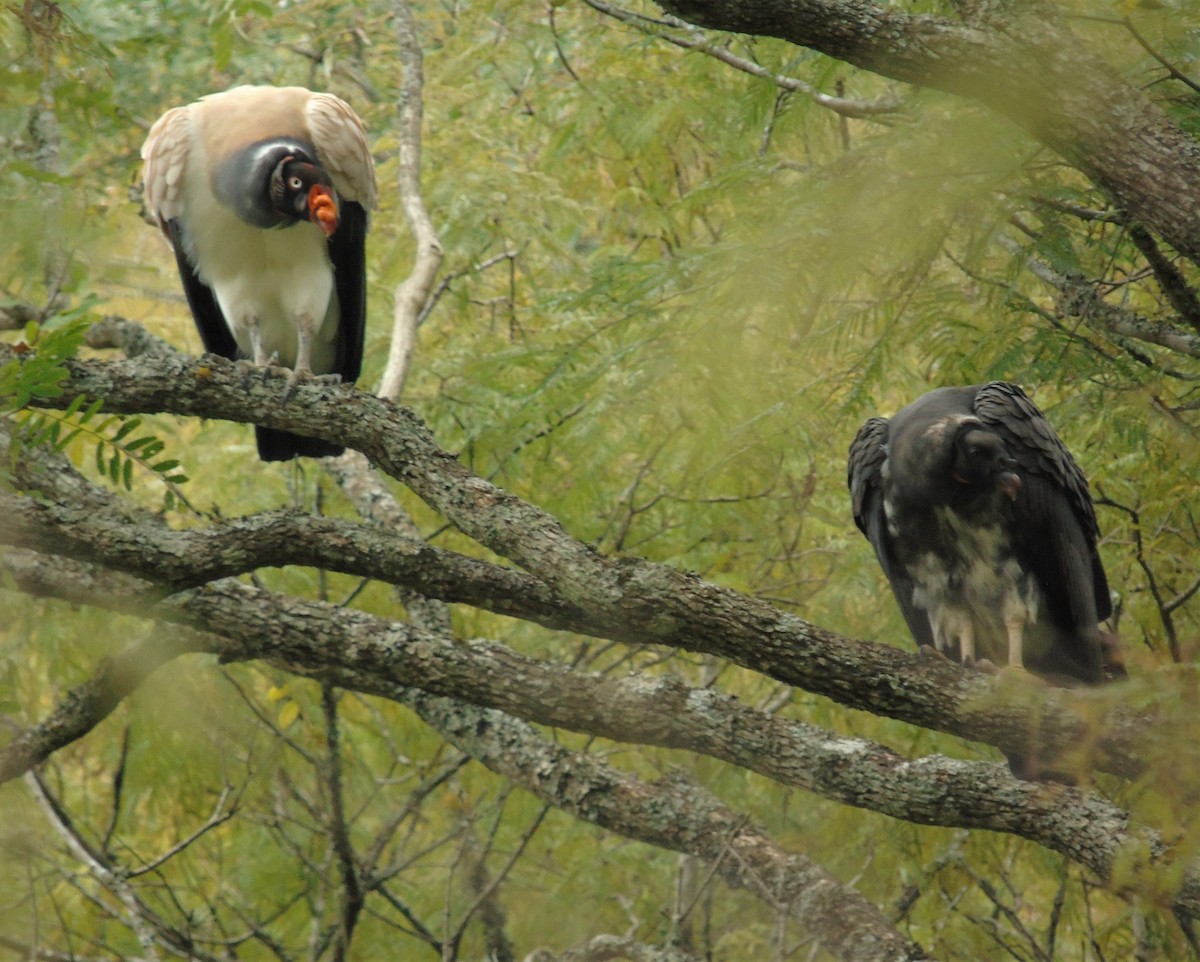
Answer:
[
  {"xmin": 88, "ymin": 414, "xmax": 194, "ymax": 509},
  {"xmin": 2, "ymin": 0, "xmax": 1200, "ymax": 958},
  {"xmin": 1, "ymin": 308, "xmax": 194, "ymax": 510},
  {"xmin": 0, "ymin": 314, "xmax": 90, "ymax": 411}
]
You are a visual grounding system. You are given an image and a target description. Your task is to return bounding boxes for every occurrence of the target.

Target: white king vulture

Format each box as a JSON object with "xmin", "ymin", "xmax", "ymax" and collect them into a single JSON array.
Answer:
[
  {"xmin": 848, "ymin": 383, "xmax": 1124, "ymax": 775},
  {"xmin": 142, "ymin": 85, "xmax": 378, "ymax": 460}
]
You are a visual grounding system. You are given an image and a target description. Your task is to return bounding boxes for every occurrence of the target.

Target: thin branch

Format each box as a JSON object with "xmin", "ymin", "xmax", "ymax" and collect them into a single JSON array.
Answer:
[
  {"xmin": 126, "ymin": 783, "xmax": 238, "ymax": 879},
  {"xmin": 27, "ymin": 772, "xmax": 178, "ymax": 962},
  {"xmin": 0, "ymin": 934, "xmax": 150, "ymax": 962},
  {"xmin": 1095, "ymin": 492, "xmax": 1180, "ymax": 662},
  {"xmin": 99, "ymin": 726, "xmax": 130, "ymax": 853},
  {"xmin": 321, "ymin": 685, "xmax": 364, "ymax": 961},
  {"xmin": 583, "ymin": 0, "xmax": 905, "ymax": 119},
  {"xmin": 1030, "ymin": 195, "xmax": 1122, "ymax": 224},
  {"xmin": 416, "ymin": 246, "xmax": 519, "ymax": 329},
  {"xmin": 549, "ymin": 2, "xmax": 587, "ymax": 87},
  {"xmin": 1126, "ymin": 222, "xmax": 1200, "ymax": 335},
  {"xmin": 449, "ymin": 805, "xmax": 549, "ymax": 954},
  {"xmin": 378, "ymin": 0, "xmax": 444, "ymax": 402},
  {"xmin": 1001, "ymin": 235, "xmax": 1200, "ymax": 358},
  {"xmin": 373, "ymin": 883, "xmax": 444, "ymax": 952},
  {"xmin": 1121, "ymin": 16, "xmax": 1200, "ymax": 96}
]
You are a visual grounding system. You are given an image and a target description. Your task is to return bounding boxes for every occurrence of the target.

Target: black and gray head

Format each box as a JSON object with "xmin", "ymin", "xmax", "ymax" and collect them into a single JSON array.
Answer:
[
  {"xmin": 213, "ymin": 138, "xmax": 334, "ymax": 230},
  {"xmin": 949, "ymin": 425, "xmax": 1021, "ymax": 501}
]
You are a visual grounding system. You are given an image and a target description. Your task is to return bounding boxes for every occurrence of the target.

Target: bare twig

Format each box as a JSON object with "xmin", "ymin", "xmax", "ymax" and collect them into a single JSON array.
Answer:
[
  {"xmin": 1126, "ymin": 223, "xmax": 1200, "ymax": 335},
  {"xmin": 1121, "ymin": 17, "xmax": 1200, "ymax": 96},
  {"xmin": 450, "ymin": 805, "xmax": 549, "ymax": 956},
  {"xmin": 26, "ymin": 771, "xmax": 223, "ymax": 962},
  {"xmin": 322, "ymin": 685, "xmax": 364, "ymax": 960},
  {"xmin": 1095, "ymin": 491, "xmax": 1181, "ymax": 662},
  {"xmin": 1001, "ymin": 235, "xmax": 1200, "ymax": 358},
  {"xmin": 582, "ymin": 0, "xmax": 904, "ymax": 119},
  {"xmin": 378, "ymin": 0, "xmax": 444, "ymax": 402},
  {"xmin": 126, "ymin": 784, "xmax": 238, "ymax": 879}
]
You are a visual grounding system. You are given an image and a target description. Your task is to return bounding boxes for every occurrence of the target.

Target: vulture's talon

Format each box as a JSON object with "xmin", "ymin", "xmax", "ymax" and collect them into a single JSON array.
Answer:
[
  {"xmin": 234, "ymin": 359, "xmax": 258, "ymax": 392},
  {"xmin": 261, "ymin": 354, "xmax": 284, "ymax": 383},
  {"xmin": 282, "ymin": 368, "xmax": 312, "ymax": 405}
]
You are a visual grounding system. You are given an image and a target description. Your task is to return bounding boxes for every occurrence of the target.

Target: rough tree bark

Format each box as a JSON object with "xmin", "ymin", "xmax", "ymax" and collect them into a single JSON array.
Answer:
[
  {"xmin": 3, "ymin": 344, "xmax": 1196, "ymax": 934},
  {"xmin": 0, "ymin": 345, "xmax": 1164, "ymax": 774}
]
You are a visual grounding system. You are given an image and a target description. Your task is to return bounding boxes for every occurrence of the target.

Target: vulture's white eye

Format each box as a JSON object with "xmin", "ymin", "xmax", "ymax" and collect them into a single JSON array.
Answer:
[{"xmin": 288, "ymin": 175, "xmax": 304, "ymax": 191}]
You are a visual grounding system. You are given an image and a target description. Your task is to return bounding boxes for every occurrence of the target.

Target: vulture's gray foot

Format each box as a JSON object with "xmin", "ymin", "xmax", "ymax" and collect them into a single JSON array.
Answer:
[{"xmin": 280, "ymin": 367, "xmax": 342, "ymax": 404}]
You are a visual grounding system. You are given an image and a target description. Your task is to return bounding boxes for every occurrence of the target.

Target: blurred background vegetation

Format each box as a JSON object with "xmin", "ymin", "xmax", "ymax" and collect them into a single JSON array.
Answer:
[{"xmin": 2, "ymin": 0, "xmax": 1200, "ymax": 958}]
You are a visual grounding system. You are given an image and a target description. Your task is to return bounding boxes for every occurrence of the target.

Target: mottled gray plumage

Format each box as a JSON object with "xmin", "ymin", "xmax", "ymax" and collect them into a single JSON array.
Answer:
[{"xmin": 848, "ymin": 382, "xmax": 1119, "ymax": 687}]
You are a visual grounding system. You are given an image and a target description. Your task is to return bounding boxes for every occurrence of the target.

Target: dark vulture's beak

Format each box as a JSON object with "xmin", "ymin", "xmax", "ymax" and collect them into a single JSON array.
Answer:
[
  {"xmin": 998, "ymin": 468, "xmax": 1021, "ymax": 500},
  {"xmin": 308, "ymin": 184, "xmax": 339, "ymax": 237}
]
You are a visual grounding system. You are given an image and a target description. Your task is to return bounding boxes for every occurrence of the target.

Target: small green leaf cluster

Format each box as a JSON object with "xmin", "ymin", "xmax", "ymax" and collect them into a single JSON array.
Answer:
[
  {"xmin": 2, "ymin": 313, "xmax": 194, "ymax": 512},
  {"xmin": 90, "ymin": 414, "xmax": 194, "ymax": 512},
  {"xmin": 0, "ymin": 314, "xmax": 90, "ymax": 411}
]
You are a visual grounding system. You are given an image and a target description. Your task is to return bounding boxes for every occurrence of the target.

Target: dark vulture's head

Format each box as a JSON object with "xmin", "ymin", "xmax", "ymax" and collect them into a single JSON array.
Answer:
[
  {"xmin": 950, "ymin": 426, "xmax": 1021, "ymax": 501},
  {"xmin": 887, "ymin": 413, "xmax": 1021, "ymax": 512}
]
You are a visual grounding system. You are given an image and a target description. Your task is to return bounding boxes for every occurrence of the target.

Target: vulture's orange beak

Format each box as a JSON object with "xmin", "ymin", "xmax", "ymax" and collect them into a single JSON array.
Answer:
[{"xmin": 308, "ymin": 185, "xmax": 339, "ymax": 237}]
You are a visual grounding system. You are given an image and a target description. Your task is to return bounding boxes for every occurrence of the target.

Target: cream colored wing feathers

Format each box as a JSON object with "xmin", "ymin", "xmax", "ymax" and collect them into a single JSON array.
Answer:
[
  {"xmin": 305, "ymin": 93, "xmax": 377, "ymax": 210},
  {"xmin": 140, "ymin": 105, "xmax": 194, "ymax": 230}
]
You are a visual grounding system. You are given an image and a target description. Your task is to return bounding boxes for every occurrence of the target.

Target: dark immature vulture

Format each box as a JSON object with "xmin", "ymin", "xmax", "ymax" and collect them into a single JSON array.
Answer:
[
  {"xmin": 142, "ymin": 85, "xmax": 378, "ymax": 460},
  {"xmin": 848, "ymin": 382, "xmax": 1122, "ymax": 690}
]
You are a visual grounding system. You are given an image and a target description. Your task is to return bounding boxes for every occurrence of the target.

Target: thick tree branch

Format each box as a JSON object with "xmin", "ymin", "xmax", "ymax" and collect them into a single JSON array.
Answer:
[
  {"xmin": 3, "ymin": 347, "xmax": 1160, "ymax": 781},
  {"xmin": 2, "ymin": 550, "xmax": 1195, "ymax": 924},
  {"xmin": 401, "ymin": 692, "xmax": 934, "ymax": 962},
  {"xmin": 650, "ymin": 0, "xmax": 1200, "ymax": 267}
]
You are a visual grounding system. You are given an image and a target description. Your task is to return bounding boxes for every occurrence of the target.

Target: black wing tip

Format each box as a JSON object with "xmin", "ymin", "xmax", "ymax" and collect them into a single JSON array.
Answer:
[
  {"xmin": 255, "ymin": 426, "xmax": 345, "ymax": 462},
  {"xmin": 327, "ymin": 201, "xmax": 368, "ymax": 384},
  {"xmin": 847, "ymin": 415, "xmax": 889, "ymax": 518}
]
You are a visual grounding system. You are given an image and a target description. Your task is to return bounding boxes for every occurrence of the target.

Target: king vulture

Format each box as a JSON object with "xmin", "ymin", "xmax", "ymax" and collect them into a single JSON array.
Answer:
[{"xmin": 142, "ymin": 85, "xmax": 377, "ymax": 460}]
